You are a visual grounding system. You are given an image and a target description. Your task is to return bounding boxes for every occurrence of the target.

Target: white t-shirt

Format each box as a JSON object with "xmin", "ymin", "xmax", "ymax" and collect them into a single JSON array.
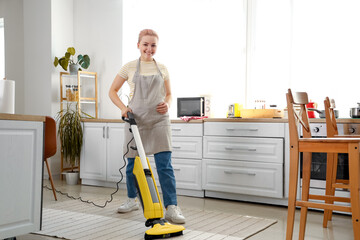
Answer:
[{"xmin": 118, "ymin": 59, "xmax": 170, "ymax": 100}]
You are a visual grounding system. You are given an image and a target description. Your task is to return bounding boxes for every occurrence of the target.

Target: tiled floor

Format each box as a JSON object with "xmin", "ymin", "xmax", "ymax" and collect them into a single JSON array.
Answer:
[{"xmin": 16, "ymin": 179, "xmax": 354, "ymax": 240}]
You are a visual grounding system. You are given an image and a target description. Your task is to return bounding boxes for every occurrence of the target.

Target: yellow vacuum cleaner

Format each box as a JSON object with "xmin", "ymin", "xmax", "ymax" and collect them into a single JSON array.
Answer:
[{"xmin": 123, "ymin": 112, "xmax": 185, "ymax": 240}]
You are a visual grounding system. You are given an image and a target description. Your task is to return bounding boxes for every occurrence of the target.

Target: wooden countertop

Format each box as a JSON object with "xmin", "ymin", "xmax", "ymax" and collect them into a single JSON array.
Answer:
[
  {"xmin": 204, "ymin": 118, "xmax": 288, "ymax": 123},
  {"xmin": 81, "ymin": 118, "xmax": 124, "ymax": 123},
  {"xmin": 2, "ymin": 113, "xmax": 358, "ymax": 124},
  {"xmin": 0, "ymin": 113, "xmax": 45, "ymax": 122},
  {"xmin": 204, "ymin": 118, "xmax": 360, "ymax": 123},
  {"xmin": 80, "ymin": 117, "xmax": 360, "ymax": 124}
]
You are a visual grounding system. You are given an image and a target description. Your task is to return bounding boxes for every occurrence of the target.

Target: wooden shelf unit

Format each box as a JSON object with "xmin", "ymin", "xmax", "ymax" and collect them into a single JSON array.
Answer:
[
  {"xmin": 60, "ymin": 71, "xmax": 98, "ymax": 118},
  {"xmin": 59, "ymin": 71, "xmax": 98, "ymax": 178}
]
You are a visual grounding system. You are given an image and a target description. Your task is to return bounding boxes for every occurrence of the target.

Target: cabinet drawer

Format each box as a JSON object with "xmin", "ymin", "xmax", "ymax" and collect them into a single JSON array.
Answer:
[
  {"xmin": 203, "ymin": 136, "xmax": 283, "ymax": 163},
  {"xmin": 171, "ymin": 123, "xmax": 203, "ymax": 136},
  {"xmin": 202, "ymin": 159, "xmax": 283, "ymax": 198},
  {"xmin": 149, "ymin": 158, "xmax": 202, "ymax": 190},
  {"xmin": 172, "ymin": 137, "xmax": 202, "ymax": 159},
  {"xmin": 204, "ymin": 122, "xmax": 284, "ymax": 137}
]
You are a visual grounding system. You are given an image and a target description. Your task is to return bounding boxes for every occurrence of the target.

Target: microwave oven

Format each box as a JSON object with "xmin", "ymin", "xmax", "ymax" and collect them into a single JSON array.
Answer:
[{"xmin": 177, "ymin": 97, "xmax": 210, "ymax": 117}]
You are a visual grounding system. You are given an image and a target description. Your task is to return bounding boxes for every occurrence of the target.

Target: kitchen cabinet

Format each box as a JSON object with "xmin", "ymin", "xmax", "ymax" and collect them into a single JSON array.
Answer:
[
  {"xmin": 79, "ymin": 119, "xmax": 291, "ymax": 204},
  {"xmin": 80, "ymin": 122, "xmax": 125, "ymax": 187},
  {"xmin": 80, "ymin": 121, "xmax": 204, "ymax": 197},
  {"xmin": 149, "ymin": 123, "xmax": 204, "ymax": 197},
  {"xmin": 203, "ymin": 122, "xmax": 284, "ymax": 199},
  {"xmin": 0, "ymin": 118, "xmax": 44, "ymax": 239}
]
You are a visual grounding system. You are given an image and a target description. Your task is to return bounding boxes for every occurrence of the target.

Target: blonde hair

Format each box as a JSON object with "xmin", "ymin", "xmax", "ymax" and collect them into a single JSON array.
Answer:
[{"xmin": 138, "ymin": 29, "xmax": 159, "ymax": 44}]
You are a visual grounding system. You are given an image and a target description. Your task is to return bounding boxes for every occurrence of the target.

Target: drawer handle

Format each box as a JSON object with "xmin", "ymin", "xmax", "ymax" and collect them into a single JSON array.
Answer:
[
  {"xmin": 226, "ymin": 128, "xmax": 259, "ymax": 131},
  {"xmin": 173, "ymin": 146, "xmax": 181, "ymax": 149},
  {"xmin": 172, "ymin": 128, "xmax": 182, "ymax": 131},
  {"xmin": 224, "ymin": 170, "xmax": 256, "ymax": 176},
  {"xmin": 153, "ymin": 167, "xmax": 180, "ymax": 171},
  {"xmin": 225, "ymin": 147, "xmax": 257, "ymax": 151}
]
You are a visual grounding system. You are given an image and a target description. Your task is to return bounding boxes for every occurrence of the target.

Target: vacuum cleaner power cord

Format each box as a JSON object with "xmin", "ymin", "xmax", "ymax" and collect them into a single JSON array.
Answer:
[{"xmin": 43, "ymin": 136, "xmax": 134, "ymax": 208}]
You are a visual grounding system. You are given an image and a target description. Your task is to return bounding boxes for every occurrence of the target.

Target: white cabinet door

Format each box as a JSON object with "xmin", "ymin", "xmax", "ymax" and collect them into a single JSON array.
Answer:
[
  {"xmin": 202, "ymin": 159, "xmax": 283, "ymax": 198},
  {"xmin": 106, "ymin": 123, "xmax": 126, "ymax": 182},
  {"xmin": 149, "ymin": 158, "xmax": 202, "ymax": 190},
  {"xmin": 0, "ymin": 120, "xmax": 43, "ymax": 239},
  {"xmin": 203, "ymin": 136, "xmax": 283, "ymax": 163},
  {"xmin": 172, "ymin": 136, "xmax": 202, "ymax": 159},
  {"xmin": 204, "ymin": 122, "xmax": 285, "ymax": 137},
  {"xmin": 80, "ymin": 122, "xmax": 107, "ymax": 181},
  {"xmin": 171, "ymin": 123, "xmax": 203, "ymax": 136}
]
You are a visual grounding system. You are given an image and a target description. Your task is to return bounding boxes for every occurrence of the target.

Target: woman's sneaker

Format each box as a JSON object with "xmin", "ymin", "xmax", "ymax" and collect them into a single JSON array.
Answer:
[
  {"xmin": 117, "ymin": 198, "xmax": 140, "ymax": 213},
  {"xmin": 165, "ymin": 205, "xmax": 186, "ymax": 224}
]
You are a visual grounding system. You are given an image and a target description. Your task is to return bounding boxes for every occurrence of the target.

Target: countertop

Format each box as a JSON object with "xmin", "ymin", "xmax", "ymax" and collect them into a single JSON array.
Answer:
[
  {"xmin": 3, "ymin": 114, "xmax": 359, "ymax": 124},
  {"xmin": 0, "ymin": 113, "xmax": 45, "ymax": 122},
  {"xmin": 81, "ymin": 118, "xmax": 124, "ymax": 123},
  {"xmin": 204, "ymin": 118, "xmax": 360, "ymax": 124},
  {"xmin": 80, "ymin": 117, "xmax": 360, "ymax": 124}
]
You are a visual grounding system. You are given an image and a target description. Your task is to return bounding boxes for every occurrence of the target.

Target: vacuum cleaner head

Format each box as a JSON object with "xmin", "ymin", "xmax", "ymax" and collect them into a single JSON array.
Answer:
[{"xmin": 145, "ymin": 219, "xmax": 185, "ymax": 240}]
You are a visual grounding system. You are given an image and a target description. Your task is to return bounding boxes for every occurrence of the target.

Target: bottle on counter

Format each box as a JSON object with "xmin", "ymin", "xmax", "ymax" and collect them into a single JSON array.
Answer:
[
  {"xmin": 72, "ymin": 85, "xmax": 79, "ymax": 101},
  {"xmin": 66, "ymin": 85, "xmax": 73, "ymax": 101}
]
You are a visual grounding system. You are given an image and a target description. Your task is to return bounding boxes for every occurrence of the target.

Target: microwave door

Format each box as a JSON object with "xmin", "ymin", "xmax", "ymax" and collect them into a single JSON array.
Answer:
[
  {"xmin": 177, "ymin": 98, "xmax": 203, "ymax": 117},
  {"xmin": 200, "ymin": 98, "xmax": 204, "ymax": 117}
]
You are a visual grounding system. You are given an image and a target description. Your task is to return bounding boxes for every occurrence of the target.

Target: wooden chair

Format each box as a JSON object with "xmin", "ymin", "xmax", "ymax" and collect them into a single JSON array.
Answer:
[
  {"xmin": 323, "ymin": 97, "xmax": 358, "ymax": 227},
  {"xmin": 286, "ymin": 89, "xmax": 360, "ymax": 240},
  {"xmin": 44, "ymin": 116, "xmax": 57, "ymax": 201}
]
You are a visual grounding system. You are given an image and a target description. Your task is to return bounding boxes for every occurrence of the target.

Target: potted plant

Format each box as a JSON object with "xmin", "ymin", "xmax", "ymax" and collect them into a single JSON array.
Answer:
[
  {"xmin": 55, "ymin": 103, "xmax": 87, "ymax": 184},
  {"xmin": 53, "ymin": 47, "xmax": 90, "ymax": 75}
]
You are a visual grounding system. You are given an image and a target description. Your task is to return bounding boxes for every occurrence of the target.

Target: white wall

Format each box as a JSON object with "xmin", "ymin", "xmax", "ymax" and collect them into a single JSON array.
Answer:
[
  {"xmin": 50, "ymin": 0, "xmax": 74, "ymax": 177},
  {"xmin": 73, "ymin": 0, "xmax": 123, "ymax": 119},
  {"xmin": 23, "ymin": 0, "xmax": 52, "ymax": 116},
  {"xmin": 51, "ymin": 0, "xmax": 74, "ymax": 118},
  {"xmin": 0, "ymin": 0, "xmax": 24, "ymax": 114}
]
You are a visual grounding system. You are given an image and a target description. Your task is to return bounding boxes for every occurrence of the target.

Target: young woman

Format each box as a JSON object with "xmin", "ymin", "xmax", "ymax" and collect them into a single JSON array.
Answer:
[{"xmin": 108, "ymin": 29, "xmax": 185, "ymax": 224}]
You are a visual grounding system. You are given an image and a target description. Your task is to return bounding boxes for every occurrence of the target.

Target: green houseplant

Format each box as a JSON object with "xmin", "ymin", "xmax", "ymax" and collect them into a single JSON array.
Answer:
[
  {"xmin": 56, "ymin": 104, "xmax": 89, "ymax": 184},
  {"xmin": 53, "ymin": 47, "xmax": 90, "ymax": 75}
]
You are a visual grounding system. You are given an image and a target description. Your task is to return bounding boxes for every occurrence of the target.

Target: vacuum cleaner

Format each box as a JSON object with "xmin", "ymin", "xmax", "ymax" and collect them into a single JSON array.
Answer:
[{"xmin": 123, "ymin": 112, "xmax": 185, "ymax": 240}]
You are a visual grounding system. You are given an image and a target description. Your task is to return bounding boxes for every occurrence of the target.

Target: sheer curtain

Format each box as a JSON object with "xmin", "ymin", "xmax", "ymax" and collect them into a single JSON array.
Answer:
[
  {"xmin": 122, "ymin": 0, "xmax": 360, "ymax": 118},
  {"xmin": 291, "ymin": 0, "xmax": 360, "ymax": 117},
  {"xmin": 246, "ymin": 0, "xmax": 292, "ymax": 109}
]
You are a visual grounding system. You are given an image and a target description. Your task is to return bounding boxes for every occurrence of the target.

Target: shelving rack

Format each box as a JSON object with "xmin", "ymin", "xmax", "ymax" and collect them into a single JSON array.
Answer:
[
  {"xmin": 59, "ymin": 71, "xmax": 98, "ymax": 178},
  {"xmin": 60, "ymin": 71, "xmax": 98, "ymax": 118}
]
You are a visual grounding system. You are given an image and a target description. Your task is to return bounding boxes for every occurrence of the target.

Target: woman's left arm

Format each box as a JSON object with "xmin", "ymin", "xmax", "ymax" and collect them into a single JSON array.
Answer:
[{"xmin": 156, "ymin": 78, "xmax": 172, "ymax": 114}]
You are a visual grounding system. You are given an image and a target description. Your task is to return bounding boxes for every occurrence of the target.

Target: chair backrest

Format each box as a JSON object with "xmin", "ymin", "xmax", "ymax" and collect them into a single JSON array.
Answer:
[
  {"xmin": 324, "ymin": 97, "xmax": 338, "ymax": 137},
  {"xmin": 286, "ymin": 89, "xmax": 312, "ymax": 147},
  {"xmin": 44, "ymin": 116, "xmax": 57, "ymax": 159}
]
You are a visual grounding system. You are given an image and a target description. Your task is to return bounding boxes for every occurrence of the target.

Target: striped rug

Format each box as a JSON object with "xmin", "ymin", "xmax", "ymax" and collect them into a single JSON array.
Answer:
[{"xmin": 34, "ymin": 198, "xmax": 277, "ymax": 240}]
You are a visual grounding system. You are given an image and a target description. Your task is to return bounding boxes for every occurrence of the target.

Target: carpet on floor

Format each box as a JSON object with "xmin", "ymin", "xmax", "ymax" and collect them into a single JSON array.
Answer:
[{"xmin": 34, "ymin": 203, "xmax": 277, "ymax": 240}]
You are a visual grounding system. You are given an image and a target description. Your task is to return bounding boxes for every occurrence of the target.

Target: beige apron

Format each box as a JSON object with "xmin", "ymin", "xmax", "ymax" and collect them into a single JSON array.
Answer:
[{"xmin": 123, "ymin": 59, "xmax": 172, "ymax": 158}]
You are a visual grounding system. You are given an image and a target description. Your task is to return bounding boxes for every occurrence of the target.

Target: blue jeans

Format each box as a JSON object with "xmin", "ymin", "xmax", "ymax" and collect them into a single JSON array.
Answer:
[{"xmin": 126, "ymin": 151, "xmax": 177, "ymax": 208}]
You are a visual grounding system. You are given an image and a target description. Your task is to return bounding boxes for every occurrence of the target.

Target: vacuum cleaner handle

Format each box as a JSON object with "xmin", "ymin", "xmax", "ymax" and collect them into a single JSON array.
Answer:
[{"xmin": 122, "ymin": 111, "xmax": 137, "ymax": 125}]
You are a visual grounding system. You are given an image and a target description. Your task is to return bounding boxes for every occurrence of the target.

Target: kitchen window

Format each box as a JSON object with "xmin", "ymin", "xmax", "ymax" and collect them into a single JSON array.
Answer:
[
  {"xmin": 122, "ymin": 0, "xmax": 360, "ymax": 118},
  {"xmin": 122, "ymin": 0, "xmax": 247, "ymax": 118},
  {"xmin": 291, "ymin": 0, "xmax": 360, "ymax": 118}
]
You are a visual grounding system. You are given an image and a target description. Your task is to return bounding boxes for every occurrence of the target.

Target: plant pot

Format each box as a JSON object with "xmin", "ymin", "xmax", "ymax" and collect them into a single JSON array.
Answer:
[
  {"xmin": 69, "ymin": 64, "xmax": 80, "ymax": 75},
  {"xmin": 63, "ymin": 171, "xmax": 79, "ymax": 185}
]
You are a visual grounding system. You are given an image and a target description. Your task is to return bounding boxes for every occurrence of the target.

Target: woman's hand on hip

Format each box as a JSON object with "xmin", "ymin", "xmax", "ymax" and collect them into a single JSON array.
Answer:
[
  {"xmin": 121, "ymin": 107, "xmax": 133, "ymax": 118},
  {"xmin": 156, "ymin": 102, "xmax": 169, "ymax": 114}
]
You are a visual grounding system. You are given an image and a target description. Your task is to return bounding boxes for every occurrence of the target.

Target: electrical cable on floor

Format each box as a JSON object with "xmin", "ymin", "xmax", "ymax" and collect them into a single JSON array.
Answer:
[{"xmin": 43, "ymin": 136, "xmax": 134, "ymax": 208}]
